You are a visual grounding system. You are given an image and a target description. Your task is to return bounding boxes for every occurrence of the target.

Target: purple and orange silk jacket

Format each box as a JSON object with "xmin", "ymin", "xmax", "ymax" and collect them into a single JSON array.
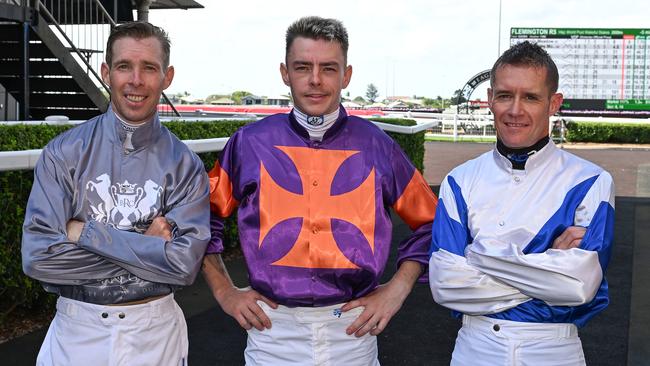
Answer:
[{"xmin": 207, "ymin": 106, "xmax": 437, "ymax": 306}]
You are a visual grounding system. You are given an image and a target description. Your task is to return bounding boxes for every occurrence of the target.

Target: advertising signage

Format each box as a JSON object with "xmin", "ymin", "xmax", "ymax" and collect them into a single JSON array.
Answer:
[{"xmin": 511, "ymin": 27, "xmax": 650, "ymax": 114}]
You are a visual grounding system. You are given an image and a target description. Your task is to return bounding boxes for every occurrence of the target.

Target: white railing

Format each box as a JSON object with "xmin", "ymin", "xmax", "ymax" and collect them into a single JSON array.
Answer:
[
  {"xmin": 372, "ymin": 120, "xmax": 436, "ymax": 134},
  {"xmin": 0, "ymin": 137, "xmax": 231, "ymax": 171},
  {"xmin": 426, "ymin": 113, "xmax": 496, "ymax": 141},
  {"xmin": 0, "ymin": 121, "xmax": 435, "ymax": 171},
  {"xmin": 424, "ymin": 114, "xmax": 650, "ymax": 142}
]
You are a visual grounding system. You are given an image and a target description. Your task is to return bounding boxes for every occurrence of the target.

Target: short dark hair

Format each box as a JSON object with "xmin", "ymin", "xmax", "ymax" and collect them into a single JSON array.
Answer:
[
  {"xmin": 105, "ymin": 21, "xmax": 171, "ymax": 69},
  {"xmin": 490, "ymin": 41, "xmax": 559, "ymax": 94},
  {"xmin": 285, "ymin": 16, "xmax": 349, "ymax": 63}
]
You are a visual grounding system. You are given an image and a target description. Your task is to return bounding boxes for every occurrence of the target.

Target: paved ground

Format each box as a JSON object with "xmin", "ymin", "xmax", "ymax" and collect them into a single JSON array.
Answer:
[
  {"xmin": 423, "ymin": 141, "xmax": 650, "ymax": 197},
  {"xmin": 1, "ymin": 141, "xmax": 648, "ymax": 365}
]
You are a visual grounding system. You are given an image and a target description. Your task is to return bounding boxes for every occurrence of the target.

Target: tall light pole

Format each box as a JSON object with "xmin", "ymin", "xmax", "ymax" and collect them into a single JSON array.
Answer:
[{"xmin": 497, "ymin": 0, "xmax": 503, "ymax": 57}]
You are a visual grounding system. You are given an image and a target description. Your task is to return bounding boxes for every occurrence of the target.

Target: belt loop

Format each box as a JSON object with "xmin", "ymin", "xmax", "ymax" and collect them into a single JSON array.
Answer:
[
  {"xmin": 66, "ymin": 302, "xmax": 77, "ymax": 317},
  {"xmin": 462, "ymin": 314, "xmax": 471, "ymax": 327},
  {"xmin": 564, "ymin": 324, "xmax": 577, "ymax": 338},
  {"xmin": 151, "ymin": 301, "xmax": 161, "ymax": 318}
]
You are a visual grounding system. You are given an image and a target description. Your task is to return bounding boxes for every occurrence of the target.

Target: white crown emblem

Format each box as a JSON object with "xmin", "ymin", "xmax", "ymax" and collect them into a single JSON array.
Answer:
[
  {"xmin": 117, "ymin": 180, "xmax": 137, "ymax": 194},
  {"xmin": 307, "ymin": 116, "xmax": 324, "ymax": 126}
]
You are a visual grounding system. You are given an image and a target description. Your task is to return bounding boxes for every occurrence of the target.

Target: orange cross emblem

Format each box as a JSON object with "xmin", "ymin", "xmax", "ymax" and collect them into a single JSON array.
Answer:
[{"xmin": 259, "ymin": 146, "xmax": 376, "ymax": 269}]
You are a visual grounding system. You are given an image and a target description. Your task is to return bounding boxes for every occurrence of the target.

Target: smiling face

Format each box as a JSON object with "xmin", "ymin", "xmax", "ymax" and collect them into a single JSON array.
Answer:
[
  {"xmin": 488, "ymin": 64, "xmax": 563, "ymax": 149},
  {"xmin": 101, "ymin": 36, "xmax": 174, "ymax": 124},
  {"xmin": 280, "ymin": 37, "xmax": 352, "ymax": 116}
]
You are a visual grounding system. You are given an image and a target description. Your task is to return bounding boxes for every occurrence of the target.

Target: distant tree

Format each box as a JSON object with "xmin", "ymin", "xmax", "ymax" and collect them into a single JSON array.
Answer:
[
  {"xmin": 353, "ymin": 96, "xmax": 367, "ymax": 104},
  {"xmin": 422, "ymin": 98, "xmax": 436, "ymax": 107},
  {"xmin": 437, "ymin": 96, "xmax": 448, "ymax": 109},
  {"xmin": 366, "ymin": 83, "xmax": 379, "ymax": 103},
  {"xmin": 231, "ymin": 90, "xmax": 253, "ymax": 104},
  {"xmin": 452, "ymin": 89, "xmax": 467, "ymax": 104}
]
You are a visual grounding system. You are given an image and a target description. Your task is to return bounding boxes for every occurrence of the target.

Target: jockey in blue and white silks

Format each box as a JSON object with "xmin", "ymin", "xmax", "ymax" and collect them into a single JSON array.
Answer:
[{"xmin": 429, "ymin": 140, "xmax": 614, "ymax": 327}]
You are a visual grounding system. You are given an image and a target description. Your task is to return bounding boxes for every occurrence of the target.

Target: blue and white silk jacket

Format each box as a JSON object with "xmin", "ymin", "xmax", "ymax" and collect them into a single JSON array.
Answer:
[{"xmin": 429, "ymin": 142, "xmax": 614, "ymax": 327}]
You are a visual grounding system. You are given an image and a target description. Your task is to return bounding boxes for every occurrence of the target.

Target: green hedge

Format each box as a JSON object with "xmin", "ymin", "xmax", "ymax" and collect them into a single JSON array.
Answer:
[
  {"xmin": 369, "ymin": 117, "xmax": 425, "ymax": 172},
  {"xmin": 0, "ymin": 117, "xmax": 424, "ymax": 325},
  {"xmin": 165, "ymin": 120, "xmax": 251, "ymax": 255},
  {"xmin": 0, "ymin": 124, "xmax": 75, "ymax": 324},
  {"xmin": 565, "ymin": 121, "xmax": 650, "ymax": 143}
]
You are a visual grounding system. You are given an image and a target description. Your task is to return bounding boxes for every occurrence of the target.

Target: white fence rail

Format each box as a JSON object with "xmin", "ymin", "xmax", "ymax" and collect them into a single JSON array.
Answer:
[
  {"xmin": 423, "ymin": 114, "xmax": 650, "ymax": 142},
  {"xmin": 0, "ymin": 121, "xmax": 437, "ymax": 171},
  {"xmin": 5, "ymin": 114, "xmax": 650, "ymax": 171},
  {"xmin": 0, "ymin": 137, "xmax": 230, "ymax": 172}
]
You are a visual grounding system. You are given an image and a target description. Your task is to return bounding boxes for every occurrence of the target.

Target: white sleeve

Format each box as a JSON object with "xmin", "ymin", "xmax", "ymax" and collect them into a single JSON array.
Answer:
[
  {"xmin": 430, "ymin": 249, "xmax": 531, "ymax": 315},
  {"xmin": 465, "ymin": 172, "xmax": 614, "ymax": 307},
  {"xmin": 466, "ymin": 241, "xmax": 601, "ymax": 306},
  {"xmin": 429, "ymin": 174, "xmax": 532, "ymax": 314}
]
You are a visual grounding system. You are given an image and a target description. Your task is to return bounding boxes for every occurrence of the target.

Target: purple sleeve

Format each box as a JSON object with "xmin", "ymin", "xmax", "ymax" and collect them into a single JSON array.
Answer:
[
  {"xmin": 396, "ymin": 222, "xmax": 433, "ymax": 282},
  {"xmin": 206, "ymin": 212, "xmax": 225, "ymax": 254},
  {"xmin": 389, "ymin": 142, "xmax": 437, "ymax": 281}
]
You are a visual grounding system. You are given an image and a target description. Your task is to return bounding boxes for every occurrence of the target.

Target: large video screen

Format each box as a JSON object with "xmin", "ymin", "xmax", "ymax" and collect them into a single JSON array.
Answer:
[{"xmin": 511, "ymin": 28, "xmax": 650, "ymax": 114}]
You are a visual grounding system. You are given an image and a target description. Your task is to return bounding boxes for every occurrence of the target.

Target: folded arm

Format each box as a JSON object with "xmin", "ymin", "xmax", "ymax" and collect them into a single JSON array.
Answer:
[
  {"xmin": 465, "ymin": 173, "xmax": 615, "ymax": 306},
  {"xmin": 77, "ymin": 158, "xmax": 211, "ymax": 286},
  {"xmin": 430, "ymin": 249, "xmax": 531, "ymax": 314},
  {"xmin": 428, "ymin": 176, "xmax": 530, "ymax": 314},
  {"xmin": 466, "ymin": 241, "xmax": 601, "ymax": 306},
  {"xmin": 22, "ymin": 147, "xmax": 129, "ymax": 284}
]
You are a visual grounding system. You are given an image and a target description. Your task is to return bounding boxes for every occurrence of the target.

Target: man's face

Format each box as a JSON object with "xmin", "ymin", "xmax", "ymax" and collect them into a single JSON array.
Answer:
[
  {"xmin": 101, "ymin": 36, "xmax": 174, "ymax": 124},
  {"xmin": 488, "ymin": 64, "xmax": 563, "ymax": 148},
  {"xmin": 280, "ymin": 37, "xmax": 352, "ymax": 116}
]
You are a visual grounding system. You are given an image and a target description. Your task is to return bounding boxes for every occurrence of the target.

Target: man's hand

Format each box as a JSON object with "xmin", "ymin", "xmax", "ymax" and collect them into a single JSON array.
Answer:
[
  {"xmin": 341, "ymin": 261, "xmax": 421, "ymax": 337},
  {"xmin": 66, "ymin": 220, "xmax": 85, "ymax": 242},
  {"xmin": 216, "ymin": 286, "xmax": 278, "ymax": 331},
  {"xmin": 202, "ymin": 254, "xmax": 278, "ymax": 331},
  {"xmin": 144, "ymin": 216, "xmax": 172, "ymax": 241},
  {"xmin": 552, "ymin": 226, "xmax": 586, "ymax": 250}
]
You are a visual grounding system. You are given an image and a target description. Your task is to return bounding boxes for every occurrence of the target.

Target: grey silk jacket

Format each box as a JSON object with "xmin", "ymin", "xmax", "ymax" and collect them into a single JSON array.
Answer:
[{"xmin": 21, "ymin": 106, "xmax": 211, "ymax": 304}]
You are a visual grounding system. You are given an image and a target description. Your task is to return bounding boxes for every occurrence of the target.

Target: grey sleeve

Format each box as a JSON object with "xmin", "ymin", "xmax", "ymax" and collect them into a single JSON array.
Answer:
[
  {"xmin": 21, "ymin": 146, "xmax": 128, "ymax": 284},
  {"xmin": 77, "ymin": 154, "xmax": 211, "ymax": 286}
]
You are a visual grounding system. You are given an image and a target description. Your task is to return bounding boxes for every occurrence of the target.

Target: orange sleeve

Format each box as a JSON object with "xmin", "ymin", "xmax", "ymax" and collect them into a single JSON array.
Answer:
[
  {"xmin": 208, "ymin": 162, "xmax": 239, "ymax": 218},
  {"xmin": 392, "ymin": 171, "xmax": 438, "ymax": 230}
]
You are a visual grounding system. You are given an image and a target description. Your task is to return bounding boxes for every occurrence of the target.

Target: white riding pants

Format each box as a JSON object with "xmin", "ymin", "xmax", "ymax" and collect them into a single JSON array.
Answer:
[
  {"xmin": 36, "ymin": 294, "xmax": 188, "ymax": 366},
  {"xmin": 451, "ymin": 315, "xmax": 586, "ymax": 366},
  {"xmin": 245, "ymin": 301, "xmax": 380, "ymax": 366}
]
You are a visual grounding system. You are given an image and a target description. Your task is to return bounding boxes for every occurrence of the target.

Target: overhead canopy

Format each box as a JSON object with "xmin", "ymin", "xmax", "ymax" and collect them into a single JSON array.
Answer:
[
  {"xmin": 98, "ymin": 0, "xmax": 203, "ymax": 23},
  {"xmin": 147, "ymin": 0, "xmax": 204, "ymax": 10}
]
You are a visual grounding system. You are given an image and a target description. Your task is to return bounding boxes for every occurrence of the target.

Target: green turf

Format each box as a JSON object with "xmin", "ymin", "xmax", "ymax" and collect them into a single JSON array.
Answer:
[{"xmin": 425, "ymin": 134, "xmax": 496, "ymax": 143}]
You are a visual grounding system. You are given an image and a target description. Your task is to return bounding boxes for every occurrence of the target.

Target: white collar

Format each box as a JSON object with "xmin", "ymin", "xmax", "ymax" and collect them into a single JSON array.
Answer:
[{"xmin": 293, "ymin": 107, "xmax": 340, "ymax": 141}]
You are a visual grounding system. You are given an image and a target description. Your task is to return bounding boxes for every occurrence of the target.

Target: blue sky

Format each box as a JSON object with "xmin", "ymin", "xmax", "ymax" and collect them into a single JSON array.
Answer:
[{"xmin": 148, "ymin": 0, "xmax": 649, "ymax": 101}]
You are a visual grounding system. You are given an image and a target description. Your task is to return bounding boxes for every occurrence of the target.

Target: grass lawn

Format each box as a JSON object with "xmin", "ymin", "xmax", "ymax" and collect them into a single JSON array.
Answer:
[{"xmin": 425, "ymin": 134, "xmax": 496, "ymax": 143}]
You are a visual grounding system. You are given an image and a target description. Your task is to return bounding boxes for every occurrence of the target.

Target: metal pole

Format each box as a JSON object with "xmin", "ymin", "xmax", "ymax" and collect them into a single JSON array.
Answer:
[
  {"xmin": 21, "ymin": 21, "xmax": 30, "ymax": 120},
  {"xmin": 392, "ymin": 61, "xmax": 396, "ymax": 98},
  {"xmin": 4, "ymin": 88, "xmax": 8, "ymax": 121},
  {"xmin": 136, "ymin": 0, "xmax": 152, "ymax": 22},
  {"xmin": 497, "ymin": 0, "xmax": 502, "ymax": 57}
]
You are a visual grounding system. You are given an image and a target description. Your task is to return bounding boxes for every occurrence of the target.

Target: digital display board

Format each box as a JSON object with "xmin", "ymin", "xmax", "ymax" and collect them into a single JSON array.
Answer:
[{"xmin": 511, "ymin": 28, "xmax": 650, "ymax": 114}]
